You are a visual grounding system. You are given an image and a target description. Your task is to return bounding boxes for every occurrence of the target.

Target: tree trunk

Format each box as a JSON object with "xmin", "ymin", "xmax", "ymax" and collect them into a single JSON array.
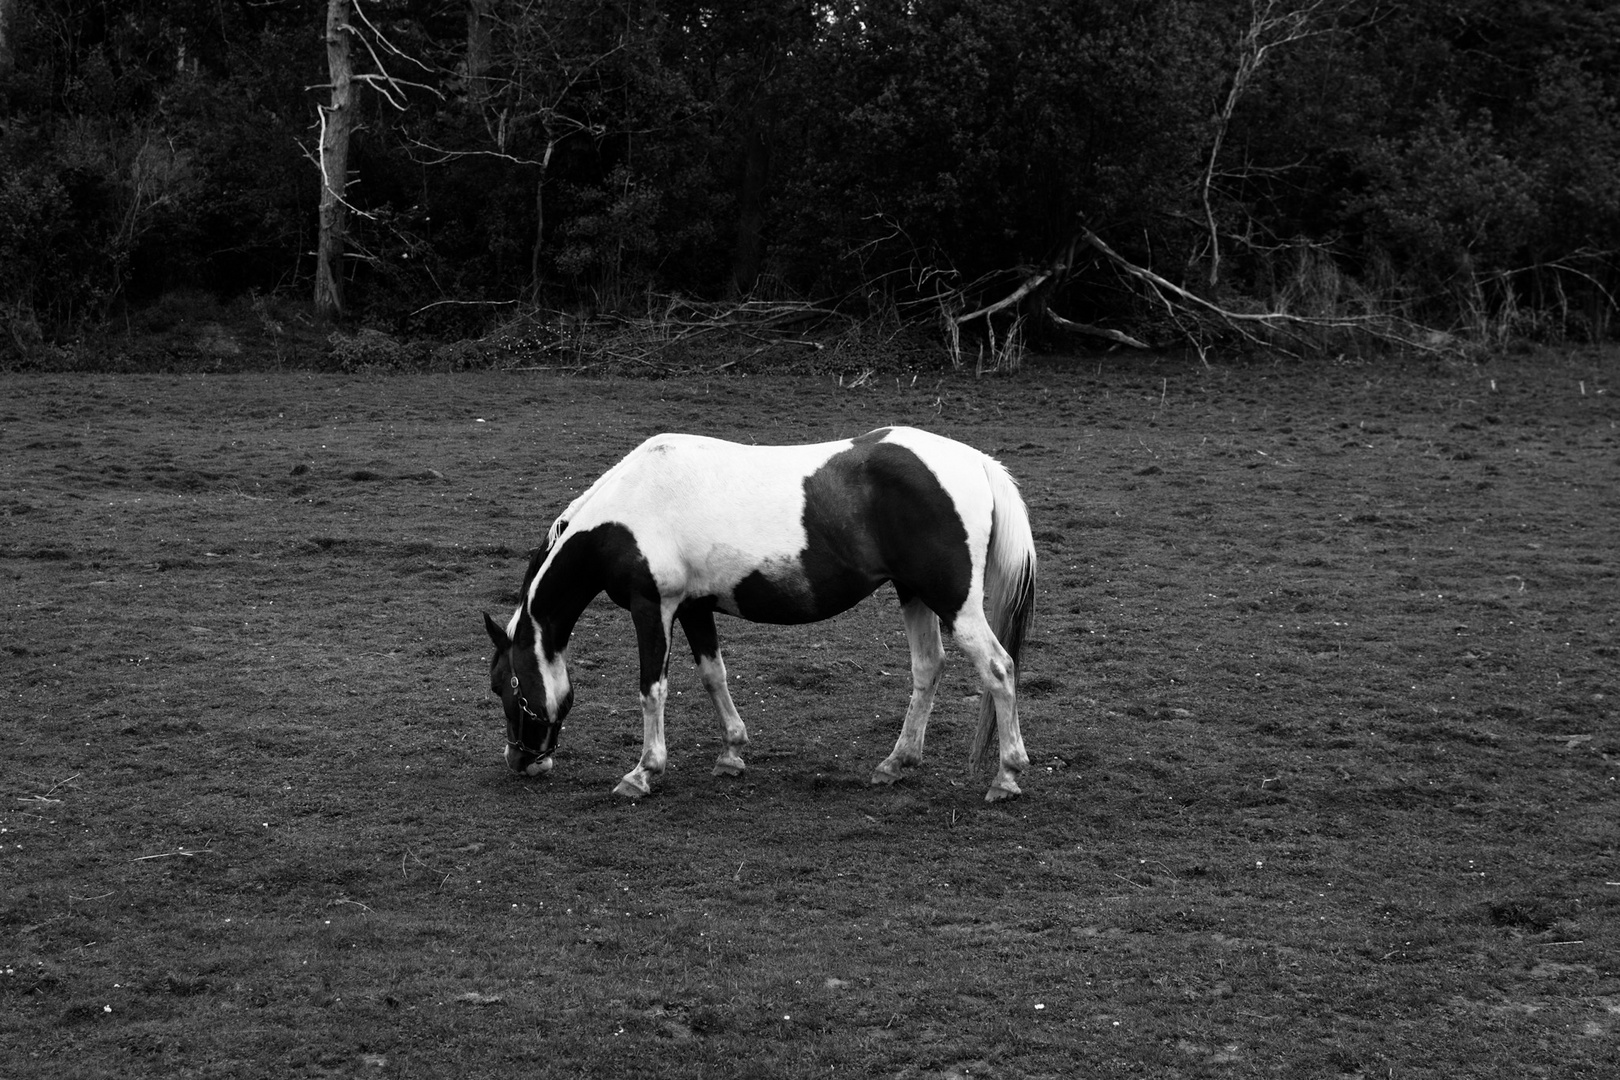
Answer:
[
  {"xmin": 315, "ymin": 0, "xmax": 355, "ymax": 320},
  {"xmin": 1589, "ymin": 260, "xmax": 1617, "ymax": 342},
  {"xmin": 528, "ymin": 140, "xmax": 556, "ymax": 303},
  {"xmin": 0, "ymin": 0, "xmax": 17, "ymax": 75},
  {"xmin": 466, "ymin": 0, "xmax": 496, "ymax": 110},
  {"xmin": 529, "ymin": 171, "xmax": 545, "ymax": 303},
  {"xmin": 730, "ymin": 122, "xmax": 769, "ymax": 295}
]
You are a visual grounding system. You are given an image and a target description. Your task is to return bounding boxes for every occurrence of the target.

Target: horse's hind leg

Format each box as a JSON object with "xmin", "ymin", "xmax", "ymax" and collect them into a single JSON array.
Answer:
[
  {"xmin": 953, "ymin": 609, "xmax": 1029, "ymax": 801},
  {"xmin": 677, "ymin": 605, "xmax": 749, "ymax": 778},
  {"xmin": 616, "ymin": 599, "xmax": 675, "ymax": 799},
  {"xmin": 872, "ymin": 597, "xmax": 945, "ymax": 785}
]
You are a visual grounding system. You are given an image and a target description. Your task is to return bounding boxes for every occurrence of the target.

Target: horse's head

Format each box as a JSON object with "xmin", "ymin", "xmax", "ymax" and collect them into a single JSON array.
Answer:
[{"xmin": 483, "ymin": 610, "xmax": 572, "ymax": 776}]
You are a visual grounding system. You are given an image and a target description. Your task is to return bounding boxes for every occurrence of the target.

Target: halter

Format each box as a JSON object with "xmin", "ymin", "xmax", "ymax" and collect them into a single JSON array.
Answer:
[{"xmin": 507, "ymin": 675, "xmax": 561, "ymax": 761}]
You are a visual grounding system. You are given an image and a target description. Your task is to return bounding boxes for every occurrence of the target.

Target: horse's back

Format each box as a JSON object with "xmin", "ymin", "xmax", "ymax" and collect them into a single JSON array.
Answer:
[
  {"xmin": 564, "ymin": 428, "xmax": 1003, "ymax": 623},
  {"xmin": 611, "ymin": 428, "xmax": 996, "ymax": 542}
]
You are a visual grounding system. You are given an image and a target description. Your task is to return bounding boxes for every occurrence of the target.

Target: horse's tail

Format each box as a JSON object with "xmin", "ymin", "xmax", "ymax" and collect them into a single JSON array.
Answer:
[{"xmin": 970, "ymin": 454, "xmax": 1037, "ymax": 773}]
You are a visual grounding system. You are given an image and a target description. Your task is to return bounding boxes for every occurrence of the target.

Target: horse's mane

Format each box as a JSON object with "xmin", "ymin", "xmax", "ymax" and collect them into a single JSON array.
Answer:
[
  {"xmin": 518, "ymin": 444, "xmax": 642, "ymax": 602},
  {"xmin": 518, "ymin": 538, "xmax": 549, "ymax": 599},
  {"xmin": 519, "ymin": 514, "xmax": 572, "ymax": 600},
  {"xmin": 543, "ymin": 514, "xmax": 570, "ymax": 550}
]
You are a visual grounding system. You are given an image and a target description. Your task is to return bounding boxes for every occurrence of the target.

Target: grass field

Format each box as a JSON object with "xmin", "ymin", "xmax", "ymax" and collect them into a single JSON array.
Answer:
[{"xmin": 3, "ymin": 351, "xmax": 1618, "ymax": 1078}]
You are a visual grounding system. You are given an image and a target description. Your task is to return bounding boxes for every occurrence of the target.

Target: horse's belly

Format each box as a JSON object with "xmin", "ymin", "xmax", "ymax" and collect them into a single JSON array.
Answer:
[{"xmin": 727, "ymin": 559, "xmax": 883, "ymax": 624}]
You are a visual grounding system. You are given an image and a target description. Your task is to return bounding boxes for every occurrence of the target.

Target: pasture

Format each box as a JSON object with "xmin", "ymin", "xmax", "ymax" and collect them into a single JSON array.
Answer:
[{"xmin": 3, "ymin": 353, "xmax": 1617, "ymax": 1078}]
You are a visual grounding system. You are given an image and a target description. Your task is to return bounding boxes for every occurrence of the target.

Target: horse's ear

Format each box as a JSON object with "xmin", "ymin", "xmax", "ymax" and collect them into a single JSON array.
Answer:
[{"xmin": 483, "ymin": 612, "xmax": 510, "ymax": 651}]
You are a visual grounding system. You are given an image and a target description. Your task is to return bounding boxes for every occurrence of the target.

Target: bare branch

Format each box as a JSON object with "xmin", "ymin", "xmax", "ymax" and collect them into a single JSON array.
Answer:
[
  {"xmin": 954, "ymin": 266, "xmax": 1059, "ymax": 326},
  {"xmin": 1080, "ymin": 227, "xmax": 1456, "ymax": 357},
  {"xmin": 302, "ymin": 114, "xmax": 377, "ymax": 223},
  {"xmin": 409, "ymin": 298, "xmax": 524, "ymax": 317},
  {"xmin": 1045, "ymin": 311, "xmax": 1150, "ymax": 350},
  {"xmin": 339, "ymin": 20, "xmax": 443, "ymax": 110},
  {"xmin": 350, "ymin": 0, "xmax": 434, "ymax": 73},
  {"xmin": 402, "ymin": 138, "xmax": 550, "ymax": 168}
]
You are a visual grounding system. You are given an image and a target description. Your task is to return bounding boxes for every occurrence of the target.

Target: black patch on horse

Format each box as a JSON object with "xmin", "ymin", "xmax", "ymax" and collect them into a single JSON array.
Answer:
[
  {"xmin": 530, "ymin": 521, "xmax": 671, "ymax": 696},
  {"xmin": 530, "ymin": 522, "xmax": 658, "ymax": 658},
  {"xmin": 675, "ymin": 597, "xmax": 723, "ymax": 663},
  {"xmin": 733, "ymin": 436, "xmax": 971, "ymax": 626}
]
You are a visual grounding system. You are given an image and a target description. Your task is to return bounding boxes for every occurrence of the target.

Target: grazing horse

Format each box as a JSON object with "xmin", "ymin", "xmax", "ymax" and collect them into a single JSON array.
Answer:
[{"xmin": 482, "ymin": 426, "xmax": 1037, "ymax": 802}]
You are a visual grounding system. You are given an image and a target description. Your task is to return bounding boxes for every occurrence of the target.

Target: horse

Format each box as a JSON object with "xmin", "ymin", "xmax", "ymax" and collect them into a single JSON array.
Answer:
[{"xmin": 482, "ymin": 425, "xmax": 1037, "ymax": 802}]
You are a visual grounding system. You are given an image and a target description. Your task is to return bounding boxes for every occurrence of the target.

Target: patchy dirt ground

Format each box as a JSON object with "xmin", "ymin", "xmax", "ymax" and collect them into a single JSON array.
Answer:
[{"xmin": 3, "ymin": 351, "xmax": 1618, "ymax": 1078}]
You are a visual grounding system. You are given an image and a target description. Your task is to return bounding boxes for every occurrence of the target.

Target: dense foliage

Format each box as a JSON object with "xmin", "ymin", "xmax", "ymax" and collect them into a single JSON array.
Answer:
[{"xmin": 2, "ymin": 0, "xmax": 1616, "ymax": 347}]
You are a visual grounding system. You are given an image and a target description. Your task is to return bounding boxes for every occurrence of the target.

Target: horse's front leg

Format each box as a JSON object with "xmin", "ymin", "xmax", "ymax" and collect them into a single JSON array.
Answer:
[
  {"xmin": 615, "ymin": 600, "xmax": 674, "ymax": 799},
  {"xmin": 677, "ymin": 605, "xmax": 749, "ymax": 778}
]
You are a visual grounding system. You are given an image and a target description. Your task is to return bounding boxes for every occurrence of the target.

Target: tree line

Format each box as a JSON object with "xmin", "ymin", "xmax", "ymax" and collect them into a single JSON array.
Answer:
[{"xmin": 2, "ymin": 0, "xmax": 1617, "ymax": 357}]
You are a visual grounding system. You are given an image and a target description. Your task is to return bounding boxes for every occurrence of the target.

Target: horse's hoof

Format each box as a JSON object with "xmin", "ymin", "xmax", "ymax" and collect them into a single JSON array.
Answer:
[
  {"xmin": 870, "ymin": 765, "xmax": 903, "ymax": 786},
  {"xmin": 613, "ymin": 777, "xmax": 649, "ymax": 799},
  {"xmin": 984, "ymin": 782, "xmax": 1022, "ymax": 802},
  {"xmin": 712, "ymin": 761, "xmax": 745, "ymax": 778}
]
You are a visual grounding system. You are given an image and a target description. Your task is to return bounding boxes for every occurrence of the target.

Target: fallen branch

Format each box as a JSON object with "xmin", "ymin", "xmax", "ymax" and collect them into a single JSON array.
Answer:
[
  {"xmin": 479, "ymin": 296, "xmax": 859, "ymax": 374},
  {"xmin": 1045, "ymin": 310, "xmax": 1150, "ymax": 350},
  {"xmin": 1083, "ymin": 229, "xmax": 1330, "ymax": 327},
  {"xmin": 950, "ymin": 238, "xmax": 1147, "ymax": 361},
  {"xmin": 954, "ymin": 266, "xmax": 1060, "ymax": 326},
  {"xmin": 408, "ymin": 297, "xmax": 523, "ymax": 317},
  {"xmin": 954, "ymin": 234, "xmax": 1084, "ymax": 331},
  {"xmin": 1079, "ymin": 227, "xmax": 1453, "ymax": 357}
]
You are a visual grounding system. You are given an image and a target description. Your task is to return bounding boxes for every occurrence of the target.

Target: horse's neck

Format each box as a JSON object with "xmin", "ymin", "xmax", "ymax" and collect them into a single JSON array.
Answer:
[{"xmin": 529, "ymin": 531, "xmax": 604, "ymax": 656}]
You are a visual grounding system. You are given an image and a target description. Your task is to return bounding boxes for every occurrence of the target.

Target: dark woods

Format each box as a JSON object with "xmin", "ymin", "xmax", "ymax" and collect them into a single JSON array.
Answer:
[{"xmin": 2, "ymin": 0, "xmax": 1617, "ymax": 356}]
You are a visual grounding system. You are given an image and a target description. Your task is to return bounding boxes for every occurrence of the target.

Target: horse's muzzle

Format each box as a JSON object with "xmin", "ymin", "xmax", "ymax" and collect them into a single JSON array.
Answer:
[{"xmin": 505, "ymin": 745, "xmax": 555, "ymax": 776}]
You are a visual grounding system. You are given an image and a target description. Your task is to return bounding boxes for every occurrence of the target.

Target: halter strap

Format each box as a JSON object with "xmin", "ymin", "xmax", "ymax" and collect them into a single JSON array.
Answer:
[{"xmin": 507, "ymin": 676, "xmax": 561, "ymax": 761}]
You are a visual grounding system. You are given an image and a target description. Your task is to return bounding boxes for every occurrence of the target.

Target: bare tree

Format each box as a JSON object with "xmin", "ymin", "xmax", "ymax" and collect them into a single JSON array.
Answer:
[
  {"xmin": 312, "ymin": 0, "xmax": 438, "ymax": 320},
  {"xmin": 1201, "ymin": 0, "xmax": 1339, "ymax": 290},
  {"xmin": 314, "ymin": 0, "xmax": 355, "ymax": 319},
  {"xmin": 410, "ymin": 2, "xmax": 626, "ymax": 302}
]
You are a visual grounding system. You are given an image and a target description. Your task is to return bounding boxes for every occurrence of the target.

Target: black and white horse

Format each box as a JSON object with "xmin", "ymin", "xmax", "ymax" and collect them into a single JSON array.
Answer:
[{"xmin": 483, "ymin": 425, "xmax": 1037, "ymax": 801}]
